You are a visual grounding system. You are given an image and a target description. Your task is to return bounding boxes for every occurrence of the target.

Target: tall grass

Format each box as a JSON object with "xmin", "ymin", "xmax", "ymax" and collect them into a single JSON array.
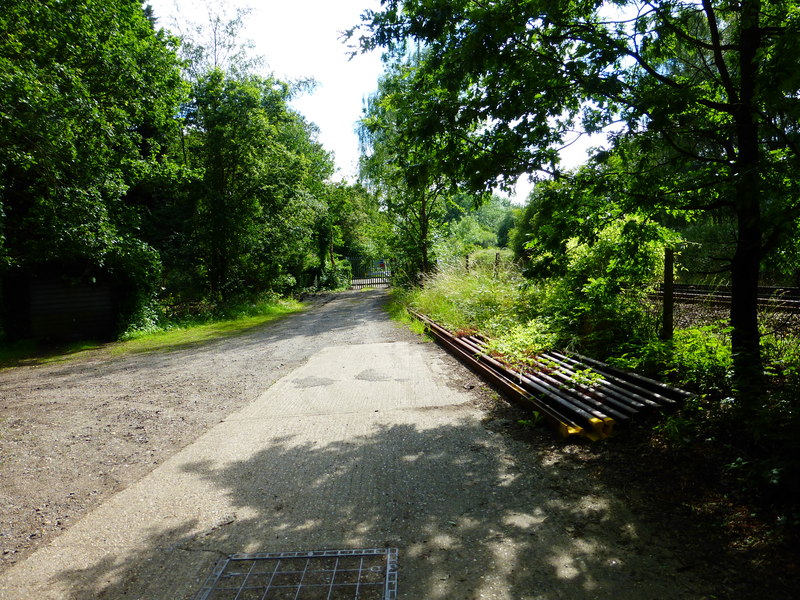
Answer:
[
  {"xmin": 400, "ymin": 250, "xmax": 558, "ymax": 363},
  {"xmin": 405, "ymin": 250, "xmax": 526, "ymax": 333}
]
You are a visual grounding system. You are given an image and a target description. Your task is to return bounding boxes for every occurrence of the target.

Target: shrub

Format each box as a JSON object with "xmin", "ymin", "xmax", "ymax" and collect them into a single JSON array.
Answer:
[
  {"xmin": 530, "ymin": 217, "xmax": 666, "ymax": 356},
  {"xmin": 609, "ymin": 322, "xmax": 733, "ymax": 394},
  {"xmin": 319, "ymin": 258, "xmax": 352, "ymax": 290}
]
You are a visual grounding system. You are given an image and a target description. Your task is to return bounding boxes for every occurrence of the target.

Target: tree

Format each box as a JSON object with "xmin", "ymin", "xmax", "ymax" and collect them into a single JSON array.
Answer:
[
  {"xmin": 186, "ymin": 68, "xmax": 333, "ymax": 297},
  {"xmin": 353, "ymin": 0, "xmax": 800, "ymax": 410},
  {"xmin": 315, "ymin": 181, "xmax": 387, "ymax": 269},
  {"xmin": 151, "ymin": 3, "xmax": 337, "ymax": 299},
  {"xmin": 0, "ymin": 0, "xmax": 186, "ymax": 327},
  {"xmin": 359, "ymin": 60, "xmax": 484, "ymax": 279},
  {"xmin": 172, "ymin": 2, "xmax": 263, "ymax": 82}
]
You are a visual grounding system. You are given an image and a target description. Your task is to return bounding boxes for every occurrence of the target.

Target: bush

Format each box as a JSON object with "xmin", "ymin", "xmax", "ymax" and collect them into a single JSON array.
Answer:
[
  {"xmin": 319, "ymin": 258, "xmax": 352, "ymax": 290},
  {"xmin": 527, "ymin": 217, "xmax": 666, "ymax": 355},
  {"xmin": 609, "ymin": 322, "xmax": 733, "ymax": 394}
]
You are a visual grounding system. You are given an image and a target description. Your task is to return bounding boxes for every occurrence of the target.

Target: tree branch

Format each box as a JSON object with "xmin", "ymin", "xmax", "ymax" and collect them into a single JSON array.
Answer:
[{"xmin": 701, "ymin": 0, "xmax": 739, "ymax": 104}]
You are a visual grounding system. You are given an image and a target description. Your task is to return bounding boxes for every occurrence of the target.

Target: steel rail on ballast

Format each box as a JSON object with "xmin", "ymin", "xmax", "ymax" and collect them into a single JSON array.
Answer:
[{"xmin": 656, "ymin": 284, "xmax": 800, "ymax": 312}]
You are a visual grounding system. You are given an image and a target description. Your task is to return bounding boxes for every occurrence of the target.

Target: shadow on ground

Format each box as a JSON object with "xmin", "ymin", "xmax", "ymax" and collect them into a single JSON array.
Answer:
[{"xmin": 53, "ymin": 410, "xmax": 722, "ymax": 599}]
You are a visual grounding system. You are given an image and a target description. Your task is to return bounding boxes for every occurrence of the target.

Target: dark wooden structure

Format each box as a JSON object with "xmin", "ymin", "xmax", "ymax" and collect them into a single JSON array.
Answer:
[{"xmin": 2, "ymin": 267, "xmax": 118, "ymax": 342}]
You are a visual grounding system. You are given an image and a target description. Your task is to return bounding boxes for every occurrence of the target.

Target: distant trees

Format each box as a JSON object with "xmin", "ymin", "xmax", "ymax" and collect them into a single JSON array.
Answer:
[
  {"xmin": 439, "ymin": 194, "xmax": 515, "ymax": 260},
  {"xmin": 316, "ymin": 181, "xmax": 389, "ymax": 268},
  {"xmin": 359, "ymin": 61, "xmax": 515, "ymax": 278},
  {"xmin": 123, "ymin": 4, "xmax": 340, "ymax": 302},
  {"xmin": 0, "ymin": 1, "xmax": 382, "ymax": 339}
]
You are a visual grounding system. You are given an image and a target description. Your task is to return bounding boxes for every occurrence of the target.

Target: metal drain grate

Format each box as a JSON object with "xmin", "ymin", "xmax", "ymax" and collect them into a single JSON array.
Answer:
[{"xmin": 194, "ymin": 548, "xmax": 398, "ymax": 600}]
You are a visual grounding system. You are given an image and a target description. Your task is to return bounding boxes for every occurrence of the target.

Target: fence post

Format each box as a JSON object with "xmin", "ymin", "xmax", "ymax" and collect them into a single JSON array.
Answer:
[
  {"xmin": 494, "ymin": 252, "xmax": 500, "ymax": 279},
  {"xmin": 661, "ymin": 247, "xmax": 674, "ymax": 341},
  {"xmin": 465, "ymin": 254, "xmax": 470, "ymax": 273}
]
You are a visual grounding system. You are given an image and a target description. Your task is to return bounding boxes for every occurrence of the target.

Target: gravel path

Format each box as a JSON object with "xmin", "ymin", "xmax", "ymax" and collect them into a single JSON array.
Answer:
[
  {"xmin": 0, "ymin": 290, "xmax": 752, "ymax": 598},
  {"xmin": 0, "ymin": 291, "xmax": 399, "ymax": 573}
]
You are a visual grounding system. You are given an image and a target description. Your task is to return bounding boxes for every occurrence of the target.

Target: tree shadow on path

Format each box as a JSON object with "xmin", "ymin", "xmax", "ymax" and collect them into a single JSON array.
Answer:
[{"xmin": 54, "ymin": 408, "xmax": 719, "ymax": 599}]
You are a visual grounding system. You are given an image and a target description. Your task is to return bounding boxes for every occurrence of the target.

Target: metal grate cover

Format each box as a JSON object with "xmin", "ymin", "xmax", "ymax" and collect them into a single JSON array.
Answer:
[{"xmin": 194, "ymin": 548, "xmax": 398, "ymax": 600}]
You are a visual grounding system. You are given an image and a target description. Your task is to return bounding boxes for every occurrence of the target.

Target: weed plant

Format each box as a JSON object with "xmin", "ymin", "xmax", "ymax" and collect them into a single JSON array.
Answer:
[
  {"xmin": 610, "ymin": 322, "xmax": 734, "ymax": 393},
  {"xmin": 406, "ymin": 250, "xmax": 522, "ymax": 332},
  {"xmin": 121, "ymin": 293, "xmax": 303, "ymax": 341},
  {"xmin": 397, "ymin": 244, "xmax": 800, "ymax": 532}
]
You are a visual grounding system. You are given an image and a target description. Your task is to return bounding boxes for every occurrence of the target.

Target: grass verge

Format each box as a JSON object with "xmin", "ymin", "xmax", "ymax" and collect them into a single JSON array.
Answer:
[
  {"xmin": 0, "ymin": 297, "xmax": 305, "ymax": 368},
  {"xmin": 385, "ymin": 288, "xmax": 427, "ymax": 336}
]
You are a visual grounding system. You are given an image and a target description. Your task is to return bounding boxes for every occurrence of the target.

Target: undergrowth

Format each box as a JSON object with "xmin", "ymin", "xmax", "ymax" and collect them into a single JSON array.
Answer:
[
  {"xmin": 392, "ymin": 249, "xmax": 800, "ymax": 549},
  {"xmin": 114, "ymin": 296, "xmax": 303, "ymax": 354},
  {"xmin": 121, "ymin": 293, "xmax": 301, "ymax": 339},
  {"xmin": 404, "ymin": 250, "xmax": 530, "ymax": 334},
  {"xmin": 0, "ymin": 294, "xmax": 305, "ymax": 366}
]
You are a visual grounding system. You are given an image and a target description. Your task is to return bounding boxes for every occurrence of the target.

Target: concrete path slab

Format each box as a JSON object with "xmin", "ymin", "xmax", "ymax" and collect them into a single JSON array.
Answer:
[
  {"xmin": 0, "ymin": 297, "xmax": 713, "ymax": 600},
  {"xmin": 0, "ymin": 341, "xmax": 478, "ymax": 599}
]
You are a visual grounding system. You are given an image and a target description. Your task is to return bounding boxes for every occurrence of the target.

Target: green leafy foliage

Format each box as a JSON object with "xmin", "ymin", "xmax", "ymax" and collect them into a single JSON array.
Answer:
[
  {"xmin": 436, "ymin": 194, "xmax": 515, "ymax": 259},
  {"xmin": 0, "ymin": 2, "xmax": 380, "ymax": 341},
  {"xmin": 525, "ymin": 212, "xmax": 668, "ymax": 355},
  {"xmin": 358, "ymin": 59, "xmax": 472, "ymax": 280},
  {"xmin": 186, "ymin": 67, "xmax": 333, "ymax": 298},
  {"xmin": 483, "ymin": 321, "xmax": 559, "ymax": 368},
  {"xmin": 518, "ymin": 412, "xmax": 545, "ymax": 429},
  {"xmin": 353, "ymin": 0, "xmax": 800, "ymax": 413},
  {"xmin": 120, "ymin": 292, "xmax": 301, "ymax": 341},
  {"xmin": 0, "ymin": 0, "xmax": 186, "ymax": 330},
  {"xmin": 314, "ymin": 181, "xmax": 390, "ymax": 287},
  {"xmin": 610, "ymin": 323, "xmax": 734, "ymax": 394},
  {"xmin": 319, "ymin": 258, "xmax": 352, "ymax": 291}
]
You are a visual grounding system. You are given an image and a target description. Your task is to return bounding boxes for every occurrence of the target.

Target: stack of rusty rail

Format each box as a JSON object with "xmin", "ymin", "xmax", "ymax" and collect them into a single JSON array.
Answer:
[{"xmin": 410, "ymin": 310, "xmax": 694, "ymax": 441}]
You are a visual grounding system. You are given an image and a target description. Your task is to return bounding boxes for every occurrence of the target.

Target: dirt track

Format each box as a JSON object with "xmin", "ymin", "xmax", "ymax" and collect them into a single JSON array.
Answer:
[
  {"xmin": 0, "ymin": 290, "xmax": 793, "ymax": 598},
  {"xmin": 0, "ymin": 292, "xmax": 377, "ymax": 571}
]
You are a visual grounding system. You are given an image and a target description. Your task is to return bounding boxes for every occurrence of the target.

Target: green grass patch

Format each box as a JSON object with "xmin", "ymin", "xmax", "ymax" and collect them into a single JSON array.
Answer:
[
  {"xmin": 0, "ymin": 297, "xmax": 305, "ymax": 368},
  {"xmin": 112, "ymin": 299, "xmax": 304, "ymax": 354}
]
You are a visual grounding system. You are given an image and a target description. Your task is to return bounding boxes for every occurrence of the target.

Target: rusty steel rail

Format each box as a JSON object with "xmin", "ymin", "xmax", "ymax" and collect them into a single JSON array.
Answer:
[
  {"xmin": 656, "ymin": 284, "xmax": 800, "ymax": 312},
  {"xmin": 410, "ymin": 310, "xmax": 694, "ymax": 441}
]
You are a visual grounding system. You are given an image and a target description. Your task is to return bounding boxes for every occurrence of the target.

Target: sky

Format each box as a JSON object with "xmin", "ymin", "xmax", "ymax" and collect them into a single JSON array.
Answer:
[
  {"xmin": 146, "ymin": 0, "xmax": 602, "ymax": 201},
  {"xmin": 147, "ymin": 0, "xmax": 385, "ymax": 181}
]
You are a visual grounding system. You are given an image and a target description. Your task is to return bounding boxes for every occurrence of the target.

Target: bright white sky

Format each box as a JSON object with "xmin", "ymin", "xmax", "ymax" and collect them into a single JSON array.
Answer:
[
  {"xmin": 146, "ymin": 0, "xmax": 601, "ymax": 201},
  {"xmin": 147, "ymin": 0, "xmax": 385, "ymax": 182}
]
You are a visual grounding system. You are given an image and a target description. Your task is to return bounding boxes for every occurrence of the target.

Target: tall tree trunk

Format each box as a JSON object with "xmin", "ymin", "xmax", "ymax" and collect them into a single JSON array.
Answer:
[
  {"xmin": 731, "ymin": 179, "xmax": 763, "ymax": 410},
  {"xmin": 730, "ymin": 0, "xmax": 764, "ymax": 414}
]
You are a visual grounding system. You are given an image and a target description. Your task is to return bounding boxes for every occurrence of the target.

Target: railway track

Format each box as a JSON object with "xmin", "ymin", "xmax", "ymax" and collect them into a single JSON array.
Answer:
[
  {"xmin": 410, "ymin": 310, "xmax": 693, "ymax": 441},
  {"xmin": 661, "ymin": 284, "xmax": 800, "ymax": 312}
]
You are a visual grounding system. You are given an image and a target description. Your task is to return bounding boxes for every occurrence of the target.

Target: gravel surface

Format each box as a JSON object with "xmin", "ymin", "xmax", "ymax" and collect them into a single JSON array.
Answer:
[
  {"xmin": 0, "ymin": 291, "xmax": 391, "ymax": 572},
  {"xmin": 0, "ymin": 289, "xmax": 793, "ymax": 599}
]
